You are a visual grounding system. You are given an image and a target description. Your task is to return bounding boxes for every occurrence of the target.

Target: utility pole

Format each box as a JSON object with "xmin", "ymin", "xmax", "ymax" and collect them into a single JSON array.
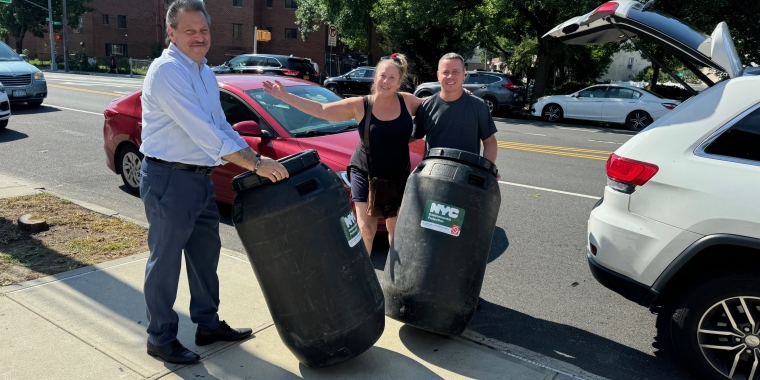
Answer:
[
  {"xmin": 47, "ymin": 0, "xmax": 57, "ymax": 71},
  {"xmin": 253, "ymin": 26, "xmax": 258, "ymax": 54},
  {"xmin": 62, "ymin": 0, "xmax": 69, "ymax": 72}
]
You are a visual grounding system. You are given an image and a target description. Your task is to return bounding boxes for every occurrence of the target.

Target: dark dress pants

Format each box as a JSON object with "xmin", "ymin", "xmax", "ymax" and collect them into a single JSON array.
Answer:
[{"xmin": 140, "ymin": 159, "xmax": 222, "ymax": 346}]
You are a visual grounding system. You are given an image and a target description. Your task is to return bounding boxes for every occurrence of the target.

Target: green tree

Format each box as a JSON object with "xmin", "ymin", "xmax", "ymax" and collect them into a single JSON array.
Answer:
[
  {"xmin": 296, "ymin": 0, "xmax": 378, "ymax": 63},
  {"xmin": 0, "ymin": 0, "xmax": 92, "ymax": 54}
]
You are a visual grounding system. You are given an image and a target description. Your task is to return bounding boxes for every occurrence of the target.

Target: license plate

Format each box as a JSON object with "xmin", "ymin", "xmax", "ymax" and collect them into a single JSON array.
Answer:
[
  {"xmin": 303, "ymin": 75, "xmax": 310, "ymax": 81},
  {"xmin": 12, "ymin": 90, "xmax": 26, "ymax": 98}
]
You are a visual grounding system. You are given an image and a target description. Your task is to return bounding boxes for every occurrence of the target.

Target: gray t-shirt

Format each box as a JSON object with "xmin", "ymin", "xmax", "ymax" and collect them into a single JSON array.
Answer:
[{"xmin": 412, "ymin": 92, "xmax": 497, "ymax": 156}]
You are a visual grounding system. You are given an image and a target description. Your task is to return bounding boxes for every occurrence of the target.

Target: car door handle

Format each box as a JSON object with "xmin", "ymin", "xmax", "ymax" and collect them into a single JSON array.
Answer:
[{"xmin": 480, "ymin": 86, "xmax": 487, "ymax": 89}]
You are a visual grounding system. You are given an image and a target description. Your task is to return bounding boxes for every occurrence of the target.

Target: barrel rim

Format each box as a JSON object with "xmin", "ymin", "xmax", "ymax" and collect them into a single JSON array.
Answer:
[
  {"xmin": 424, "ymin": 148, "xmax": 498, "ymax": 176},
  {"xmin": 231, "ymin": 150, "xmax": 321, "ymax": 191}
]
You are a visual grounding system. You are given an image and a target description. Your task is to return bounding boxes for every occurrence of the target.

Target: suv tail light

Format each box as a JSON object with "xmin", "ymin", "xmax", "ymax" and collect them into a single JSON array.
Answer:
[
  {"xmin": 282, "ymin": 69, "xmax": 300, "ymax": 76},
  {"xmin": 606, "ymin": 153, "xmax": 658, "ymax": 194},
  {"xmin": 662, "ymin": 103, "xmax": 677, "ymax": 110},
  {"xmin": 590, "ymin": 2, "xmax": 619, "ymax": 18}
]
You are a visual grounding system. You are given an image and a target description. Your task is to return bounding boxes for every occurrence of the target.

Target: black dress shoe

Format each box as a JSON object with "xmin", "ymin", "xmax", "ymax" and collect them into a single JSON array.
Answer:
[
  {"xmin": 195, "ymin": 320, "xmax": 253, "ymax": 346},
  {"xmin": 147, "ymin": 339, "xmax": 200, "ymax": 364}
]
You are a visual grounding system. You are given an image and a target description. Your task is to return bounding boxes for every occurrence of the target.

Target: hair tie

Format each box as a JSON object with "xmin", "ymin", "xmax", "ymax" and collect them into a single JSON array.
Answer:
[{"xmin": 390, "ymin": 53, "xmax": 401, "ymax": 64}]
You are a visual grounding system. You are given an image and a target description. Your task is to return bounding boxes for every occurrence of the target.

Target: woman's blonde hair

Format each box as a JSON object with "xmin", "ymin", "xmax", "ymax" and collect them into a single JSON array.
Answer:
[{"xmin": 371, "ymin": 53, "xmax": 408, "ymax": 95}]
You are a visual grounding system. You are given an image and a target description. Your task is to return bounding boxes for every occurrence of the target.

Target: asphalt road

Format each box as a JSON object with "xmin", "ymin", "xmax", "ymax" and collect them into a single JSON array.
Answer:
[{"xmin": 0, "ymin": 72, "xmax": 691, "ymax": 379}]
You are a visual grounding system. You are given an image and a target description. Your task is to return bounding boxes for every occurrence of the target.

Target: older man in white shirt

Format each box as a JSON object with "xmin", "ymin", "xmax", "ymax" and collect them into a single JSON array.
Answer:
[{"xmin": 139, "ymin": 0, "xmax": 288, "ymax": 364}]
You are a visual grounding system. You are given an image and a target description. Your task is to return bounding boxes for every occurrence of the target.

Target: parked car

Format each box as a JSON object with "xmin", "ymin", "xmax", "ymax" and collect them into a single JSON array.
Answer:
[
  {"xmin": 102, "ymin": 74, "xmax": 424, "ymax": 212},
  {"xmin": 0, "ymin": 42, "xmax": 47, "ymax": 107},
  {"xmin": 0, "ymin": 82, "xmax": 10, "ymax": 129},
  {"xmin": 531, "ymin": 84, "xmax": 681, "ymax": 131},
  {"xmin": 548, "ymin": 1, "xmax": 760, "ymax": 379},
  {"xmin": 211, "ymin": 54, "xmax": 318, "ymax": 83},
  {"xmin": 414, "ymin": 71, "xmax": 526, "ymax": 115},
  {"xmin": 323, "ymin": 66, "xmax": 414, "ymax": 97}
]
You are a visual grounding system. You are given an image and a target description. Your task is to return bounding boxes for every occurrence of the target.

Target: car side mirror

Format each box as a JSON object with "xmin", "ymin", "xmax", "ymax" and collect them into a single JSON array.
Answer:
[
  {"xmin": 19, "ymin": 54, "xmax": 27, "ymax": 61},
  {"xmin": 572, "ymin": 93, "xmax": 579, "ymax": 98},
  {"xmin": 345, "ymin": 74, "xmax": 351, "ymax": 79},
  {"xmin": 232, "ymin": 120, "xmax": 269, "ymax": 137}
]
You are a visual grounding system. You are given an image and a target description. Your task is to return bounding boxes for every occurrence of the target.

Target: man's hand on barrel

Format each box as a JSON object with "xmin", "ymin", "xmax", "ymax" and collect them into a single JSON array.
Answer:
[{"xmin": 257, "ymin": 158, "xmax": 289, "ymax": 182}]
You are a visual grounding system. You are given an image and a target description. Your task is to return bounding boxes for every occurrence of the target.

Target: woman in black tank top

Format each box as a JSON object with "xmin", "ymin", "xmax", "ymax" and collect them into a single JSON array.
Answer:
[{"xmin": 262, "ymin": 53, "xmax": 429, "ymax": 254}]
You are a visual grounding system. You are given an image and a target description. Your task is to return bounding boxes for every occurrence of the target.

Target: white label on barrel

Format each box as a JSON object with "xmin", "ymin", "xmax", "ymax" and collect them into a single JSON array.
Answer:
[
  {"xmin": 341, "ymin": 211, "xmax": 362, "ymax": 247},
  {"xmin": 420, "ymin": 200, "xmax": 466, "ymax": 236}
]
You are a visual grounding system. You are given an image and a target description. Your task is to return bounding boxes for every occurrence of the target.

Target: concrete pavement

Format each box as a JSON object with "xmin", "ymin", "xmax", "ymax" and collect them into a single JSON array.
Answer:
[{"xmin": 0, "ymin": 174, "xmax": 606, "ymax": 380}]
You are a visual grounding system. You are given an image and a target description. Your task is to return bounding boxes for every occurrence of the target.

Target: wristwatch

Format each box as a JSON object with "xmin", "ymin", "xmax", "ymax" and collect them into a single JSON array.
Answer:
[{"xmin": 252, "ymin": 154, "xmax": 262, "ymax": 174}]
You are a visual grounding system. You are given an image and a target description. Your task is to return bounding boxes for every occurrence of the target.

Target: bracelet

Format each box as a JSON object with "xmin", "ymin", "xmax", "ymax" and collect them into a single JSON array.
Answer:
[{"xmin": 252, "ymin": 154, "xmax": 262, "ymax": 174}]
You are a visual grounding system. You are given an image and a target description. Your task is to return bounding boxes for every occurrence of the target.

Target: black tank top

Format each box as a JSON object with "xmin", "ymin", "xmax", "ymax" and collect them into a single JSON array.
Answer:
[{"xmin": 349, "ymin": 94, "xmax": 413, "ymax": 180}]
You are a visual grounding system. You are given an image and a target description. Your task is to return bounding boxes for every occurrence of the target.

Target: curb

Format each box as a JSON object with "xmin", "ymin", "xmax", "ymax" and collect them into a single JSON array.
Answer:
[{"xmin": 41, "ymin": 69, "xmax": 145, "ymax": 79}]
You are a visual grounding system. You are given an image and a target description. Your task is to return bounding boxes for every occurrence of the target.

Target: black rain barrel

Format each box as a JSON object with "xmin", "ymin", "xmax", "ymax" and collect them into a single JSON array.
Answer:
[
  {"xmin": 231, "ymin": 150, "xmax": 384, "ymax": 367},
  {"xmin": 382, "ymin": 148, "xmax": 501, "ymax": 336}
]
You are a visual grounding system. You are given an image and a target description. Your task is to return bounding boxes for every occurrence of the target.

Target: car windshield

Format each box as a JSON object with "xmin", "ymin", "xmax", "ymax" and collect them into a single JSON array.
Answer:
[
  {"xmin": 0, "ymin": 43, "xmax": 22, "ymax": 61},
  {"xmin": 246, "ymin": 86, "xmax": 357, "ymax": 136}
]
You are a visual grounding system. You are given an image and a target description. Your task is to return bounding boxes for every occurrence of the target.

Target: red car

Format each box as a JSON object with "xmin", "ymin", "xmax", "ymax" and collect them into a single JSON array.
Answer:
[{"xmin": 103, "ymin": 74, "xmax": 424, "ymax": 213}]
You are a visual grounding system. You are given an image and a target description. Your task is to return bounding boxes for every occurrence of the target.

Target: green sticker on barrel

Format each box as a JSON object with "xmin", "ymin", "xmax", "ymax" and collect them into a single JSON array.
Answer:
[
  {"xmin": 421, "ymin": 200, "xmax": 466, "ymax": 236},
  {"xmin": 341, "ymin": 211, "xmax": 362, "ymax": 247}
]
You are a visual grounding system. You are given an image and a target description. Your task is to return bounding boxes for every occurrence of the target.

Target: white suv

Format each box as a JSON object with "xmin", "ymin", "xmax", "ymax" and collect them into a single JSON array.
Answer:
[{"xmin": 548, "ymin": 2, "xmax": 760, "ymax": 379}]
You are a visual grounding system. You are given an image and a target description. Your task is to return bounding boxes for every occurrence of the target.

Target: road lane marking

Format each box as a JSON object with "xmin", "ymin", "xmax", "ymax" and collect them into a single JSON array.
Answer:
[
  {"xmin": 498, "ymin": 181, "xmax": 601, "ymax": 200},
  {"xmin": 557, "ymin": 127, "xmax": 600, "ymax": 133},
  {"xmin": 497, "ymin": 141, "xmax": 611, "ymax": 161},
  {"xmin": 44, "ymin": 104, "xmax": 102, "ymax": 116},
  {"xmin": 47, "ymin": 84, "xmax": 124, "ymax": 97},
  {"xmin": 523, "ymin": 133, "xmax": 546, "ymax": 136},
  {"xmin": 588, "ymin": 139, "xmax": 623, "ymax": 145}
]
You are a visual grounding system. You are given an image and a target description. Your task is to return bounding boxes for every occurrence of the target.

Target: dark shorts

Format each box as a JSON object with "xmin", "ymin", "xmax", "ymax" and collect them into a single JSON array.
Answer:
[{"xmin": 350, "ymin": 171, "xmax": 369, "ymax": 203}]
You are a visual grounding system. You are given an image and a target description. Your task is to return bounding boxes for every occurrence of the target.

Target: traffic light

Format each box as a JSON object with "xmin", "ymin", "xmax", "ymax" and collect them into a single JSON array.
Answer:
[
  {"xmin": 257, "ymin": 29, "xmax": 271, "ymax": 42},
  {"xmin": 55, "ymin": 34, "xmax": 61, "ymax": 41}
]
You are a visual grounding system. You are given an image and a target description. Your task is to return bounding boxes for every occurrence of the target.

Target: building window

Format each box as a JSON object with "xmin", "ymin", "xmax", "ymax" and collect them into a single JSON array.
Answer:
[
  {"xmin": 285, "ymin": 28, "xmax": 298, "ymax": 39},
  {"xmin": 285, "ymin": 0, "xmax": 297, "ymax": 9},
  {"xmin": 233, "ymin": 24, "xmax": 243, "ymax": 38},
  {"xmin": 102, "ymin": 14, "xmax": 109, "ymax": 25},
  {"xmin": 106, "ymin": 43, "xmax": 128, "ymax": 57},
  {"xmin": 266, "ymin": 27, "xmax": 273, "ymax": 34},
  {"xmin": 233, "ymin": 0, "xmax": 242, "ymax": 6},
  {"xmin": 73, "ymin": 16, "xmax": 83, "ymax": 33},
  {"xmin": 118, "ymin": 15, "xmax": 127, "ymax": 29},
  {"xmin": 627, "ymin": 57, "xmax": 634, "ymax": 70},
  {"xmin": 266, "ymin": 0, "xmax": 273, "ymax": 7}
]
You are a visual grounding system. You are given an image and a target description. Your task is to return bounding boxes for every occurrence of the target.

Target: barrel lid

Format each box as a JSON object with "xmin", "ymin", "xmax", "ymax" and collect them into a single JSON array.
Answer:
[
  {"xmin": 425, "ymin": 148, "xmax": 498, "ymax": 176},
  {"xmin": 231, "ymin": 150, "xmax": 321, "ymax": 192}
]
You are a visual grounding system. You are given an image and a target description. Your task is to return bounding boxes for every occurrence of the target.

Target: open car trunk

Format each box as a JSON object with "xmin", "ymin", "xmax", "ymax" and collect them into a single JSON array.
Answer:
[{"xmin": 543, "ymin": 0, "xmax": 744, "ymax": 83}]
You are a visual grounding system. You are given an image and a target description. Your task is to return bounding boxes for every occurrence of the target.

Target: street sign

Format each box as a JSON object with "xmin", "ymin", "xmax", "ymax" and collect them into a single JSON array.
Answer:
[
  {"xmin": 256, "ymin": 29, "xmax": 271, "ymax": 42},
  {"xmin": 0, "ymin": 0, "xmax": 11, "ymax": 4},
  {"xmin": 328, "ymin": 25, "xmax": 337, "ymax": 47},
  {"xmin": 53, "ymin": 21, "xmax": 62, "ymax": 26}
]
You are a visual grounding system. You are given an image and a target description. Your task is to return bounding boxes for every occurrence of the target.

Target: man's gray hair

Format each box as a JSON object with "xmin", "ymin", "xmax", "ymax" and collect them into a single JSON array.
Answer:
[
  {"xmin": 166, "ymin": 0, "xmax": 211, "ymax": 35},
  {"xmin": 439, "ymin": 53, "xmax": 465, "ymax": 68}
]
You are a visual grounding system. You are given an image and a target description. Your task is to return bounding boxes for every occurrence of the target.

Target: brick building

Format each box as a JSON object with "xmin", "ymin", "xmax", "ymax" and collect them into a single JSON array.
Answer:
[{"xmin": 11, "ymin": 0, "xmax": 385, "ymax": 76}]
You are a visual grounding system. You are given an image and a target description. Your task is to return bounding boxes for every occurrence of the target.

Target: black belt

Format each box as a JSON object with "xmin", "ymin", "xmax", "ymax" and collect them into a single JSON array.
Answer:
[{"xmin": 146, "ymin": 156, "xmax": 216, "ymax": 175}]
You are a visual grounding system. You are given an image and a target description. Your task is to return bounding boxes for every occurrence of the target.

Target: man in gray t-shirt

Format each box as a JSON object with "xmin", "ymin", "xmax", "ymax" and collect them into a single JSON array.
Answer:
[{"xmin": 412, "ymin": 53, "xmax": 499, "ymax": 168}]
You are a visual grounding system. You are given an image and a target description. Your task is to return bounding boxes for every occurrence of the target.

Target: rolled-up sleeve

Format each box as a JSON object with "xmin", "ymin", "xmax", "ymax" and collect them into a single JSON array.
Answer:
[{"xmin": 147, "ymin": 64, "xmax": 245, "ymax": 165}]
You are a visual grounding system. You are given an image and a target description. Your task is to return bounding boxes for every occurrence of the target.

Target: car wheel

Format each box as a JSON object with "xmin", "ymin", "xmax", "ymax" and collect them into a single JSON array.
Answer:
[
  {"xmin": 483, "ymin": 97, "xmax": 498, "ymax": 116},
  {"xmin": 670, "ymin": 271, "xmax": 760, "ymax": 380},
  {"xmin": 327, "ymin": 84, "xmax": 340, "ymax": 95},
  {"xmin": 27, "ymin": 100, "xmax": 43, "ymax": 107},
  {"xmin": 0, "ymin": 119, "xmax": 7, "ymax": 129},
  {"xmin": 542, "ymin": 104, "xmax": 563, "ymax": 122},
  {"xmin": 626, "ymin": 110, "xmax": 652, "ymax": 131},
  {"xmin": 119, "ymin": 144, "xmax": 143, "ymax": 195}
]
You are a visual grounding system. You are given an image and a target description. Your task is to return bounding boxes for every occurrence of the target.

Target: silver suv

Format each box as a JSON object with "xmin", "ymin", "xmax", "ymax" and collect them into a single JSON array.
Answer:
[
  {"xmin": 414, "ymin": 71, "xmax": 526, "ymax": 115},
  {"xmin": 0, "ymin": 42, "xmax": 47, "ymax": 107}
]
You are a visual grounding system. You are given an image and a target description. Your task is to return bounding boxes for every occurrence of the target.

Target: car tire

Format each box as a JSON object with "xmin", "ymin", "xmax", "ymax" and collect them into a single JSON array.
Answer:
[
  {"xmin": 670, "ymin": 270, "xmax": 760, "ymax": 380},
  {"xmin": 483, "ymin": 97, "xmax": 498, "ymax": 116},
  {"xmin": 0, "ymin": 119, "xmax": 7, "ymax": 129},
  {"xmin": 542, "ymin": 104, "xmax": 563, "ymax": 122},
  {"xmin": 327, "ymin": 84, "xmax": 340, "ymax": 95},
  {"xmin": 626, "ymin": 110, "xmax": 652, "ymax": 131},
  {"xmin": 119, "ymin": 144, "xmax": 143, "ymax": 195},
  {"xmin": 27, "ymin": 100, "xmax": 43, "ymax": 107}
]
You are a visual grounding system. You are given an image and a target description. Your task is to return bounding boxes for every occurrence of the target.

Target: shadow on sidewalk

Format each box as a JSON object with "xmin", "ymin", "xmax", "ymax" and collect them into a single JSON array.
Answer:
[
  {"xmin": 464, "ymin": 299, "xmax": 688, "ymax": 380},
  {"xmin": 0, "ymin": 128, "xmax": 29, "ymax": 143}
]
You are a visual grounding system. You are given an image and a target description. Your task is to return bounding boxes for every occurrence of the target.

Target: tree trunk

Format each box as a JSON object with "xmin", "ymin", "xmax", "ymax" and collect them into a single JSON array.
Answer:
[
  {"xmin": 649, "ymin": 64, "xmax": 660, "ymax": 91},
  {"xmin": 14, "ymin": 25, "xmax": 27, "ymax": 54},
  {"xmin": 532, "ymin": 43, "xmax": 554, "ymax": 100}
]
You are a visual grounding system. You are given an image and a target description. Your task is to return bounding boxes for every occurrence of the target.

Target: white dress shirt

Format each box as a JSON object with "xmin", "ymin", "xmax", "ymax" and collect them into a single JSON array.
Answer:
[{"xmin": 140, "ymin": 43, "xmax": 248, "ymax": 166}]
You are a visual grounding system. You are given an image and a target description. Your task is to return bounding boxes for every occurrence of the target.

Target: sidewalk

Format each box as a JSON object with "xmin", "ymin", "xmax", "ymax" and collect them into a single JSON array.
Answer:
[{"xmin": 0, "ymin": 174, "xmax": 606, "ymax": 380}]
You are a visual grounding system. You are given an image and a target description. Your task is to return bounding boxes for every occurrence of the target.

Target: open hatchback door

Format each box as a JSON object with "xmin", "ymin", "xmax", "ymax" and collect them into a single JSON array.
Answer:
[{"xmin": 544, "ymin": 0, "xmax": 744, "ymax": 83}]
